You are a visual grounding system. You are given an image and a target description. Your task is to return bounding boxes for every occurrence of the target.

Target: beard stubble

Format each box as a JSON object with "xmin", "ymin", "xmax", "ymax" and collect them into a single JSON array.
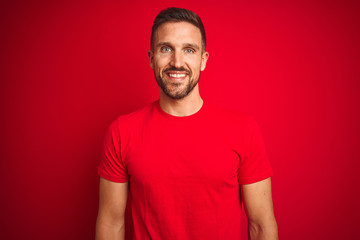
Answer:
[{"xmin": 155, "ymin": 67, "xmax": 200, "ymax": 100}]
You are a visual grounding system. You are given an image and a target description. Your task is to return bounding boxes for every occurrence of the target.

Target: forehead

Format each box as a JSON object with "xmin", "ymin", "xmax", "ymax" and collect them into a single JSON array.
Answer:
[{"xmin": 154, "ymin": 21, "xmax": 202, "ymax": 46}]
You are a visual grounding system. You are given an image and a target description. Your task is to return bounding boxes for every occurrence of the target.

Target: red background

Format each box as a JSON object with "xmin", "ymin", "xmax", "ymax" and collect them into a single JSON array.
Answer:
[{"xmin": 1, "ymin": 0, "xmax": 359, "ymax": 239}]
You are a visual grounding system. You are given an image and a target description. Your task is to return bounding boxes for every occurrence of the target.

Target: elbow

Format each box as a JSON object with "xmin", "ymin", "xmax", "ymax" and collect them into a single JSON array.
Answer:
[
  {"xmin": 96, "ymin": 215, "xmax": 125, "ymax": 239},
  {"xmin": 248, "ymin": 218, "xmax": 278, "ymax": 240},
  {"xmin": 96, "ymin": 215, "xmax": 125, "ymax": 230}
]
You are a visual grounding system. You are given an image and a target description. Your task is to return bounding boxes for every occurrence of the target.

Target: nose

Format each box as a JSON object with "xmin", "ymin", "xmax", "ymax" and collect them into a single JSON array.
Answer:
[{"xmin": 170, "ymin": 50, "xmax": 184, "ymax": 69}]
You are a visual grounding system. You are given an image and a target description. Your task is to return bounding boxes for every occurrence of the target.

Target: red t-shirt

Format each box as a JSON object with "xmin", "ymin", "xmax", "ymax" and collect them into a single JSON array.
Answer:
[{"xmin": 98, "ymin": 100, "xmax": 273, "ymax": 240}]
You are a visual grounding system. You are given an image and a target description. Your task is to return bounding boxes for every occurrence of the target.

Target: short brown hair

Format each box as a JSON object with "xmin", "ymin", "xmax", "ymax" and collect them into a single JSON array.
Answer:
[{"xmin": 150, "ymin": 7, "xmax": 206, "ymax": 52}]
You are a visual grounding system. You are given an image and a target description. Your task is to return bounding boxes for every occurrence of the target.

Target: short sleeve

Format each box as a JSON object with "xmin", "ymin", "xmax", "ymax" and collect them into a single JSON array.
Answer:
[
  {"xmin": 97, "ymin": 120, "xmax": 129, "ymax": 183},
  {"xmin": 237, "ymin": 116, "xmax": 273, "ymax": 185}
]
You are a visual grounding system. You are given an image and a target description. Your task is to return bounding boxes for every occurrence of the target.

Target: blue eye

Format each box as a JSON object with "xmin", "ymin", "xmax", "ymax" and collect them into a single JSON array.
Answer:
[
  {"xmin": 161, "ymin": 46, "xmax": 171, "ymax": 52},
  {"xmin": 185, "ymin": 49, "xmax": 194, "ymax": 54}
]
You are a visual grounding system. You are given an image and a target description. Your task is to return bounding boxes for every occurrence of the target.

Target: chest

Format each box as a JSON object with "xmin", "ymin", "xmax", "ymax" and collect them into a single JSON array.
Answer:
[{"xmin": 124, "ymin": 121, "xmax": 240, "ymax": 187}]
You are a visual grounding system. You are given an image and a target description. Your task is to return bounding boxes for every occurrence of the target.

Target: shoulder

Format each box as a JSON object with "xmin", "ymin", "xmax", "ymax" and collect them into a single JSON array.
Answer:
[
  {"xmin": 205, "ymin": 100, "xmax": 253, "ymax": 127},
  {"xmin": 109, "ymin": 101, "xmax": 156, "ymax": 131},
  {"xmin": 203, "ymin": 100, "xmax": 264, "ymax": 141}
]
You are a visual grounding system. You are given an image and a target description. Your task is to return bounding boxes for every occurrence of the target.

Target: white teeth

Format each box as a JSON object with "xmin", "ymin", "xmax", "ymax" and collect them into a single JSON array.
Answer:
[{"xmin": 169, "ymin": 73, "xmax": 186, "ymax": 78}]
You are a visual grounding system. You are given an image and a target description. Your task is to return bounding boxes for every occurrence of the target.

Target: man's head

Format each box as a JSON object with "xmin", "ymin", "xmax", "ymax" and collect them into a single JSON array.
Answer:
[{"xmin": 148, "ymin": 7, "xmax": 209, "ymax": 100}]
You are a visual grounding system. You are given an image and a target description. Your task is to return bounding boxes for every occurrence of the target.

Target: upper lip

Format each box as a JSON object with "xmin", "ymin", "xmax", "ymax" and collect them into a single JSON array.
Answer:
[{"xmin": 166, "ymin": 71, "xmax": 188, "ymax": 74}]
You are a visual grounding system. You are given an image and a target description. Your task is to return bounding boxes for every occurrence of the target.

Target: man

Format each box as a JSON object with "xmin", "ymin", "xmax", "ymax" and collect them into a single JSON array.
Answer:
[{"xmin": 96, "ymin": 7, "xmax": 278, "ymax": 240}]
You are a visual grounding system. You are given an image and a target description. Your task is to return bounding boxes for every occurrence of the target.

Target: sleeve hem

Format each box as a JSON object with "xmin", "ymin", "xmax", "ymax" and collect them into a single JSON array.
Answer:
[
  {"xmin": 98, "ymin": 169, "xmax": 129, "ymax": 183},
  {"xmin": 238, "ymin": 169, "xmax": 273, "ymax": 185}
]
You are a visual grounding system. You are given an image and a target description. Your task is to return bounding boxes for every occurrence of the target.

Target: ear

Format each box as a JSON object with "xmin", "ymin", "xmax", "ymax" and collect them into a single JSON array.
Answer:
[
  {"xmin": 148, "ymin": 50, "xmax": 154, "ymax": 69},
  {"xmin": 200, "ymin": 51, "xmax": 209, "ymax": 71}
]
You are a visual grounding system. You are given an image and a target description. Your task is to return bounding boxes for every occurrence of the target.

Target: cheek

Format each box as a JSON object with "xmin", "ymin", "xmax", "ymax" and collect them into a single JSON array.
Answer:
[
  {"xmin": 190, "ymin": 64, "xmax": 202, "ymax": 75},
  {"xmin": 155, "ymin": 59, "xmax": 169, "ymax": 72},
  {"xmin": 187, "ymin": 56, "xmax": 202, "ymax": 69},
  {"xmin": 155, "ymin": 54, "xmax": 170, "ymax": 65}
]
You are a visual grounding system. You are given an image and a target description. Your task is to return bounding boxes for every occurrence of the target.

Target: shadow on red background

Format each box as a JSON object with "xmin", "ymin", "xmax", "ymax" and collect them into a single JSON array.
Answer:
[{"xmin": 1, "ymin": 0, "xmax": 359, "ymax": 239}]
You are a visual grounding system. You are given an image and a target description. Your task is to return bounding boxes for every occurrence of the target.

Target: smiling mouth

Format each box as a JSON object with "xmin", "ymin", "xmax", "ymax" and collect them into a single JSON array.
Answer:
[
  {"xmin": 165, "ymin": 71, "xmax": 189, "ymax": 81},
  {"xmin": 168, "ymin": 73, "xmax": 187, "ymax": 78}
]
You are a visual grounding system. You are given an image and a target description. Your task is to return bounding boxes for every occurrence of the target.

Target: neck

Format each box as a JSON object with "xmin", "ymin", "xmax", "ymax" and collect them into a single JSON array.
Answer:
[{"xmin": 159, "ymin": 85, "xmax": 203, "ymax": 117}]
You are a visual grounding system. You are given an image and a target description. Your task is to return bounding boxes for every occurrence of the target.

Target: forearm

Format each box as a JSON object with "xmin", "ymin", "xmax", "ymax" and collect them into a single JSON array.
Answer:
[
  {"xmin": 96, "ymin": 218, "xmax": 125, "ymax": 240},
  {"xmin": 248, "ymin": 220, "xmax": 278, "ymax": 240}
]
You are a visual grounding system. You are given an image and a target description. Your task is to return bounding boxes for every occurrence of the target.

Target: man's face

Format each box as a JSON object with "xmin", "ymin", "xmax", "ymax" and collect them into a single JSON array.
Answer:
[{"xmin": 148, "ymin": 21, "xmax": 209, "ymax": 100}]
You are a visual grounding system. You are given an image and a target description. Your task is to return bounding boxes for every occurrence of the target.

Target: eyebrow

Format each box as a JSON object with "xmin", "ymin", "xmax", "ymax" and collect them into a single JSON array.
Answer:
[{"xmin": 156, "ymin": 42, "xmax": 200, "ymax": 50}]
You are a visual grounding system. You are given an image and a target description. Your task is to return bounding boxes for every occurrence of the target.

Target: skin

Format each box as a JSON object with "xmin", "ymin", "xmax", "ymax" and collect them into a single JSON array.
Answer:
[
  {"xmin": 148, "ymin": 21, "xmax": 209, "ymax": 116},
  {"xmin": 242, "ymin": 178, "xmax": 279, "ymax": 240},
  {"xmin": 96, "ymin": 178, "xmax": 128, "ymax": 240},
  {"xmin": 96, "ymin": 21, "xmax": 278, "ymax": 240}
]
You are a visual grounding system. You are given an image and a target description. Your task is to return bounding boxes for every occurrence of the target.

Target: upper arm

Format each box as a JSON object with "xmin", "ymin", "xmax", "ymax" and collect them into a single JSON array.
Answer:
[
  {"xmin": 241, "ymin": 177, "xmax": 276, "ymax": 225},
  {"xmin": 97, "ymin": 177, "xmax": 128, "ymax": 225}
]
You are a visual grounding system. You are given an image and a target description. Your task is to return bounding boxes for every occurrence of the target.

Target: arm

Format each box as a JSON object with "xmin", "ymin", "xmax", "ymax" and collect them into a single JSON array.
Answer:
[
  {"xmin": 96, "ymin": 177, "xmax": 128, "ymax": 240},
  {"xmin": 241, "ymin": 177, "xmax": 278, "ymax": 240}
]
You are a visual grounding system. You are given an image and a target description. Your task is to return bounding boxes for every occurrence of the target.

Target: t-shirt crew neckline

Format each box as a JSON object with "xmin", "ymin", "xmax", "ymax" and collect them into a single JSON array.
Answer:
[{"xmin": 155, "ymin": 99, "xmax": 206, "ymax": 120}]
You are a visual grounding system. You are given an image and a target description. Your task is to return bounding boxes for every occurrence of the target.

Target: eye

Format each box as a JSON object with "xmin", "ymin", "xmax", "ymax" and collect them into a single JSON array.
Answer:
[
  {"xmin": 160, "ymin": 46, "xmax": 172, "ymax": 53},
  {"xmin": 185, "ymin": 48, "xmax": 195, "ymax": 54}
]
